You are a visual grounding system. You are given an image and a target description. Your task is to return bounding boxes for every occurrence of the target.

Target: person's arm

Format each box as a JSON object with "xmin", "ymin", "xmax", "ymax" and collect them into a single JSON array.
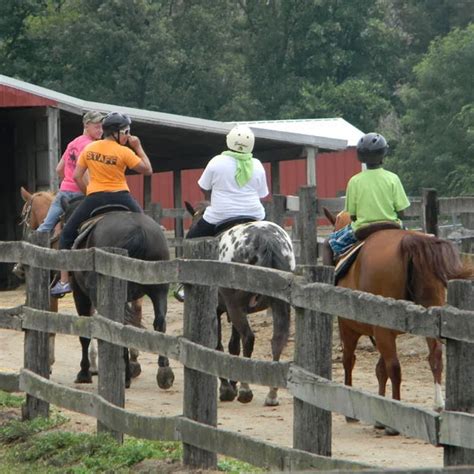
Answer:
[
  {"xmin": 128, "ymin": 136, "xmax": 152, "ymax": 175},
  {"xmin": 73, "ymin": 164, "xmax": 88, "ymax": 194},
  {"xmin": 56, "ymin": 157, "xmax": 65, "ymax": 180},
  {"xmin": 396, "ymin": 210, "xmax": 405, "ymax": 220}
]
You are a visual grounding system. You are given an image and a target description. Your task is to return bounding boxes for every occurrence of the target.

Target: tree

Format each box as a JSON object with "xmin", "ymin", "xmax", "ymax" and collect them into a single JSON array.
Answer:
[{"xmin": 389, "ymin": 25, "xmax": 474, "ymax": 195}]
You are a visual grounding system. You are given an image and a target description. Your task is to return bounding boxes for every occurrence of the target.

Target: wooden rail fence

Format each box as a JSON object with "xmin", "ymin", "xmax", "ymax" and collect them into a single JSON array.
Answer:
[{"xmin": 0, "ymin": 186, "xmax": 473, "ymax": 472}]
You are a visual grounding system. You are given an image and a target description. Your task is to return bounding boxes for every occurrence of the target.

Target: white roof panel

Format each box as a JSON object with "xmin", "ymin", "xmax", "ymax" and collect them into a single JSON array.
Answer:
[{"xmin": 239, "ymin": 118, "xmax": 364, "ymax": 147}]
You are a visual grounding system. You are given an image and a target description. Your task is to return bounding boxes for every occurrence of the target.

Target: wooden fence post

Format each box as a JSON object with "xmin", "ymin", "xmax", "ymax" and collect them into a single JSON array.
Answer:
[
  {"xmin": 293, "ymin": 265, "xmax": 334, "ymax": 456},
  {"xmin": 182, "ymin": 238, "xmax": 218, "ymax": 469},
  {"xmin": 297, "ymin": 186, "xmax": 318, "ymax": 265},
  {"xmin": 422, "ymin": 188, "xmax": 438, "ymax": 236},
  {"xmin": 96, "ymin": 248, "xmax": 128, "ymax": 443},
  {"xmin": 267, "ymin": 194, "xmax": 286, "ymax": 228},
  {"xmin": 444, "ymin": 280, "xmax": 474, "ymax": 466},
  {"xmin": 22, "ymin": 232, "xmax": 51, "ymax": 420}
]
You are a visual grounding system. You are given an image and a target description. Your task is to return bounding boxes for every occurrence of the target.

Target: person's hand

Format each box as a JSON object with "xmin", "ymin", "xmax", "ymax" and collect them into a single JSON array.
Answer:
[{"xmin": 127, "ymin": 135, "xmax": 142, "ymax": 151}]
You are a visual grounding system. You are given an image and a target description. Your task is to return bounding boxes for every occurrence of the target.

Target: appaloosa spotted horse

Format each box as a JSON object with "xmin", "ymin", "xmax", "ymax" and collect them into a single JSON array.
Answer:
[{"xmin": 186, "ymin": 202, "xmax": 296, "ymax": 406}]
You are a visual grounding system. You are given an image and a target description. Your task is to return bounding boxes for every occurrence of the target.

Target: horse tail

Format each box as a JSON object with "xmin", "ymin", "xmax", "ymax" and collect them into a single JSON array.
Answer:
[
  {"xmin": 115, "ymin": 225, "xmax": 148, "ymax": 260},
  {"xmin": 254, "ymin": 226, "xmax": 294, "ymax": 272},
  {"xmin": 400, "ymin": 233, "xmax": 473, "ymax": 288}
]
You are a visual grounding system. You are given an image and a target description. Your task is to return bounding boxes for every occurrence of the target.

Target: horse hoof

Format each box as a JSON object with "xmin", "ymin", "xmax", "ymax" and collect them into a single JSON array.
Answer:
[
  {"xmin": 237, "ymin": 389, "xmax": 253, "ymax": 404},
  {"xmin": 384, "ymin": 426, "xmax": 399, "ymax": 436},
  {"xmin": 264, "ymin": 396, "xmax": 279, "ymax": 407},
  {"xmin": 219, "ymin": 386, "xmax": 237, "ymax": 402},
  {"xmin": 345, "ymin": 416, "xmax": 359, "ymax": 423},
  {"xmin": 125, "ymin": 379, "xmax": 131, "ymax": 389},
  {"xmin": 374, "ymin": 421, "xmax": 385, "ymax": 429},
  {"xmin": 156, "ymin": 367, "xmax": 174, "ymax": 389},
  {"xmin": 90, "ymin": 370, "xmax": 98, "ymax": 376},
  {"xmin": 75, "ymin": 372, "xmax": 93, "ymax": 384},
  {"xmin": 129, "ymin": 361, "xmax": 142, "ymax": 379}
]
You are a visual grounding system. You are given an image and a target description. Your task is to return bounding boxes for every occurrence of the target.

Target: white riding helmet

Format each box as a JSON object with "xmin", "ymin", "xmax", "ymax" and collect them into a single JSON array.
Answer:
[{"xmin": 226, "ymin": 125, "xmax": 255, "ymax": 153}]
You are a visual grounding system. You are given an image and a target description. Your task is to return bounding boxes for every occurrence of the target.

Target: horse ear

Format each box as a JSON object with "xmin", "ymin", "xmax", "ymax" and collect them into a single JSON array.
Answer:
[
  {"xmin": 20, "ymin": 186, "xmax": 32, "ymax": 202},
  {"xmin": 184, "ymin": 201, "xmax": 195, "ymax": 217},
  {"xmin": 323, "ymin": 207, "xmax": 336, "ymax": 226}
]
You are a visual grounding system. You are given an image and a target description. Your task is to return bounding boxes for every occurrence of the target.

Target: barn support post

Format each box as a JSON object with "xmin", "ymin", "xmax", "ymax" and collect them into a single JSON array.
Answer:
[
  {"xmin": 305, "ymin": 146, "xmax": 318, "ymax": 186},
  {"xmin": 444, "ymin": 280, "xmax": 474, "ymax": 466},
  {"xmin": 96, "ymin": 248, "xmax": 128, "ymax": 443},
  {"xmin": 422, "ymin": 188, "xmax": 438, "ymax": 236},
  {"xmin": 46, "ymin": 107, "xmax": 60, "ymax": 192},
  {"xmin": 182, "ymin": 238, "xmax": 218, "ymax": 469},
  {"xmin": 293, "ymin": 265, "xmax": 334, "ymax": 456},
  {"xmin": 271, "ymin": 161, "xmax": 280, "ymax": 194},
  {"xmin": 143, "ymin": 175, "xmax": 152, "ymax": 212},
  {"xmin": 174, "ymin": 170, "xmax": 184, "ymax": 257},
  {"xmin": 297, "ymin": 185, "xmax": 318, "ymax": 265},
  {"xmin": 267, "ymin": 194, "xmax": 286, "ymax": 228},
  {"xmin": 22, "ymin": 232, "xmax": 51, "ymax": 420}
]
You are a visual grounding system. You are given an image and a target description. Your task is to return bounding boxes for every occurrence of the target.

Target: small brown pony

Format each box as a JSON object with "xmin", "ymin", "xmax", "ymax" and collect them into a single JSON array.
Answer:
[{"xmin": 325, "ymin": 209, "xmax": 473, "ymax": 434}]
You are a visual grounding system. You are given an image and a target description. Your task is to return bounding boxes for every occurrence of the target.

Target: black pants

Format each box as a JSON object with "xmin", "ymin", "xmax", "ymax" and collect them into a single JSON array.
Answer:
[{"xmin": 59, "ymin": 191, "xmax": 142, "ymax": 249}]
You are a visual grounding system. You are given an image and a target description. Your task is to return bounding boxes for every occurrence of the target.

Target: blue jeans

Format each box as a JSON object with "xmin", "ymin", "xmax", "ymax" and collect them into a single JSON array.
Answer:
[
  {"xmin": 37, "ymin": 190, "xmax": 83, "ymax": 232},
  {"xmin": 328, "ymin": 224, "xmax": 358, "ymax": 256}
]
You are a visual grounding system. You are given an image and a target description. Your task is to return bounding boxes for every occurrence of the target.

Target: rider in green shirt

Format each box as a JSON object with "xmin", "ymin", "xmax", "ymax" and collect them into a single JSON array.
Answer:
[{"xmin": 322, "ymin": 132, "xmax": 410, "ymax": 265}]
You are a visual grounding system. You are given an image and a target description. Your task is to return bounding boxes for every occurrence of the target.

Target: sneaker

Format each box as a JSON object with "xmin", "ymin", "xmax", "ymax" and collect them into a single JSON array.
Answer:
[
  {"xmin": 173, "ymin": 284, "xmax": 184, "ymax": 302},
  {"xmin": 51, "ymin": 281, "xmax": 72, "ymax": 297}
]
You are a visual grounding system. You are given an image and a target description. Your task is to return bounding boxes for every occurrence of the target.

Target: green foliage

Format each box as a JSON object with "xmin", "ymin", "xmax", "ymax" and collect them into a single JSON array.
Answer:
[
  {"xmin": 392, "ymin": 24, "xmax": 474, "ymax": 195},
  {"xmin": 0, "ymin": 390, "xmax": 24, "ymax": 408}
]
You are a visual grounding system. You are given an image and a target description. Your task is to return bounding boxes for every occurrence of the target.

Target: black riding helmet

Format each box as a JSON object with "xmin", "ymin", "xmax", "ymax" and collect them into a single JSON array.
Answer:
[
  {"xmin": 357, "ymin": 133, "xmax": 388, "ymax": 165},
  {"xmin": 102, "ymin": 112, "xmax": 131, "ymax": 137}
]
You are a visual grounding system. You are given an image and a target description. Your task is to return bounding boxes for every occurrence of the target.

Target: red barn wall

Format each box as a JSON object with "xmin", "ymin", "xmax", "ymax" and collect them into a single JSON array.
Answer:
[{"xmin": 127, "ymin": 148, "xmax": 360, "ymax": 229}]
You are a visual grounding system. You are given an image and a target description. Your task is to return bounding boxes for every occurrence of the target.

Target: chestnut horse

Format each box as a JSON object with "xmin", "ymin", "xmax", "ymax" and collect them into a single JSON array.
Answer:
[
  {"xmin": 185, "ymin": 201, "xmax": 295, "ymax": 406},
  {"xmin": 325, "ymin": 209, "xmax": 472, "ymax": 434}
]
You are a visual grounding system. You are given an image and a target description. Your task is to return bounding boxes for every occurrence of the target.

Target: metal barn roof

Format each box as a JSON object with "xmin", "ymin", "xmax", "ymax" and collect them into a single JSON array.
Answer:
[
  {"xmin": 0, "ymin": 74, "xmax": 348, "ymax": 172},
  {"xmin": 240, "ymin": 118, "xmax": 364, "ymax": 147}
]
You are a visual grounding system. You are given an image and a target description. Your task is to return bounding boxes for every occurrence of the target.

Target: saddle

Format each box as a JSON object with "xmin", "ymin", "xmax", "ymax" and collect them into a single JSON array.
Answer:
[
  {"xmin": 215, "ymin": 215, "xmax": 257, "ymax": 235},
  {"xmin": 72, "ymin": 205, "xmax": 132, "ymax": 249},
  {"xmin": 334, "ymin": 221, "xmax": 401, "ymax": 284}
]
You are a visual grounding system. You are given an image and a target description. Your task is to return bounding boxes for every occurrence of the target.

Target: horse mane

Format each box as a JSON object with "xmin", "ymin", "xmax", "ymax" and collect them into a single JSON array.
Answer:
[{"xmin": 400, "ymin": 233, "xmax": 473, "ymax": 287}]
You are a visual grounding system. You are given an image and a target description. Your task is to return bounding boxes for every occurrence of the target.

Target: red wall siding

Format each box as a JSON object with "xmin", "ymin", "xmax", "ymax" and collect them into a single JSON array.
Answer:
[
  {"xmin": 128, "ymin": 148, "xmax": 361, "ymax": 229},
  {"xmin": 0, "ymin": 85, "xmax": 56, "ymax": 107}
]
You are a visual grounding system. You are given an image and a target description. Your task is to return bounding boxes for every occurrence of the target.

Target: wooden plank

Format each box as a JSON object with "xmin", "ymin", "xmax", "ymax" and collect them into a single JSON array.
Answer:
[
  {"xmin": 177, "ymin": 418, "xmax": 369, "ymax": 471},
  {"xmin": 179, "ymin": 339, "xmax": 289, "ymax": 388},
  {"xmin": 93, "ymin": 315, "xmax": 180, "ymax": 360},
  {"xmin": 22, "ymin": 232, "xmax": 50, "ymax": 420},
  {"xmin": 291, "ymin": 282, "xmax": 440, "ymax": 337},
  {"xmin": 444, "ymin": 280, "xmax": 474, "ymax": 466},
  {"xmin": 22, "ymin": 307, "xmax": 93, "ymax": 337},
  {"xmin": 46, "ymin": 107, "xmax": 60, "ymax": 191},
  {"xmin": 297, "ymin": 186, "xmax": 318, "ymax": 264},
  {"xmin": 293, "ymin": 266, "xmax": 334, "ymax": 456},
  {"xmin": 440, "ymin": 411, "xmax": 474, "ymax": 451},
  {"xmin": 182, "ymin": 238, "xmax": 219, "ymax": 469},
  {"xmin": 440, "ymin": 305, "xmax": 474, "ymax": 342},
  {"xmin": 173, "ymin": 170, "xmax": 184, "ymax": 257},
  {"xmin": 19, "ymin": 369, "xmax": 177, "ymax": 440},
  {"xmin": 143, "ymin": 175, "xmax": 152, "ymax": 211},
  {"xmin": 270, "ymin": 160, "xmax": 280, "ymax": 194},
  {"xmin": 266, "ymin": 194, "xmax": 286, "ymax": 227},
  {"xmin": 439, "ymin": 197, "xmax": 474, "ymax": 215},
  {"xmin": 287, "ymin": 366, "xmax": 440, "ymax": 445},
  {"xmin": 0, "ymin": 305, "xmax": 23, "ymax": 331},
  {"xmin": 0, "ymin": 241, "xmax": 24, "ymax": 263},
  {"xmin": 0, "ymin": 372, "xmax": 20, "ymax": 392},
  {"xmin": 305, "ymin": 146, "xmax": 317, "ymax": 186},
  {"xmin": 96, "ymin": 248, "xmax": 128, "ymax": 443}
]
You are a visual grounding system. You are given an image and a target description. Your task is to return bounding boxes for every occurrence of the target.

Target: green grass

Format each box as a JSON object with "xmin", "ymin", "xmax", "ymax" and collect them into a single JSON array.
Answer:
[{"xmin": 0, "ymin": 390, "xmax": 261, "ymax": 473}]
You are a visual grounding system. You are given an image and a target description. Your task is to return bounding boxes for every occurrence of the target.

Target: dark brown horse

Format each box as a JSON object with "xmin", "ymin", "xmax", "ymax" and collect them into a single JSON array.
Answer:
[
  {"xmin": 325, "ymin": 209, "xmax": 473, "ymax": 434},
  {"xmin": 63, "ymin": 197, "xmax": 174, "ymax": 390},
  {"xmin": 185, "ymin": 201, "xmax": 295, "ymax": 406}
]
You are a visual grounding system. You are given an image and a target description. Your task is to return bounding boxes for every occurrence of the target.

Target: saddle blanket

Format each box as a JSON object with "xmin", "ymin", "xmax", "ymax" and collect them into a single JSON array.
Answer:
[{"xmin": 334, "ymin": 241, "xmax": 365, "ymax": 284}]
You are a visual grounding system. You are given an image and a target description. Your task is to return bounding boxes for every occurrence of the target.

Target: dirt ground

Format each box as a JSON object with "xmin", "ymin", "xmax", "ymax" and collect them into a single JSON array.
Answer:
[{"xmin": 0, "ymin": 286, "xmax": 444, "ymax": 470}]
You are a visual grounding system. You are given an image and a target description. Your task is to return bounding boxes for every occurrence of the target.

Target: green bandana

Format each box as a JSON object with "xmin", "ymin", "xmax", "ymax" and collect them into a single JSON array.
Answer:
[{"xmin": 222, "ymin": 150, "xmax": 254, "ymax": 187}]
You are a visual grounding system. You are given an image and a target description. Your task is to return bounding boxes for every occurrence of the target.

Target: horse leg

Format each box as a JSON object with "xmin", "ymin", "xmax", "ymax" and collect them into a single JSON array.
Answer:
[
  {"xmin": 88, "ymin": 338, "xmax": 98, "ymax": 375},
  {"xmin": 265, "ymin": 300, "xmax": 291, "ymax": 407},
  {"xmin": 218, "ymin": 311, "xmax": 238, "ymax": 402},
  {"xmin": 375, "ymin": 331, "xmax": 401, "ymax": 435},
  {"xmin": 128, "ymin": 299, "xmax": 143, "ymax": 378},
  {"xmin": 426, "ymin": 337, "xmax": 444, "ymax": 411},
  {"xmin": 338, "ymin": 319, "xmax": 360, "ymax": 423},
  {"xmin": 150, "ymin": 285, "xmax": 174, "ymax": 389},
  {"xmin": 72, "ymin": 285, "xmax": 94, "ymax": 384},
  {"xmin": 124, "ymin": 347, "xmax": 131, "ymax": 389},
  {"xmin": 373, "ymin": 356, "xmax": 388, "ymax": 430}
]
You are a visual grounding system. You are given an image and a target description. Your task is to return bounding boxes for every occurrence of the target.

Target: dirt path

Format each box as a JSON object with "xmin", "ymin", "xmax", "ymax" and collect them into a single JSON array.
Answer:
[{"xmin": 0, "ymin": 287, "xmax": 444, "ymax": 469}]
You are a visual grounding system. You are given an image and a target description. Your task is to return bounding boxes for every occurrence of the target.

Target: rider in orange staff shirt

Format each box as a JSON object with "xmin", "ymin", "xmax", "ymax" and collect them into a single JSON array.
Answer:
[{"xmin": 59, "ymin": 112, "xmax": 153, "ymax": 254}]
